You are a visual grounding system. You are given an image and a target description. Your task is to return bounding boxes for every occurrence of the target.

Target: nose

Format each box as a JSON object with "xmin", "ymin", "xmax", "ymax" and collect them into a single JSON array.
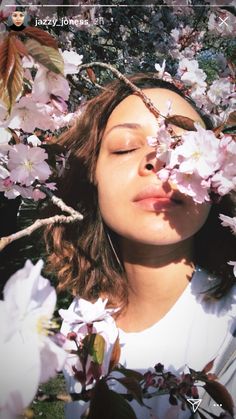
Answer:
[{"xmin": 138, "ymin": 149, "xmax": 163, "ymax": 176}]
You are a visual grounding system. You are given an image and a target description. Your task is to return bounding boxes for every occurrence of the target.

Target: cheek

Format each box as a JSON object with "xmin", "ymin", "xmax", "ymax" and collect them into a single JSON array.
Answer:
[
  {"xmin": 96, "ymin": 163, "xmax": 134, "ymax": 233},
  {"xmin": 97, "ymin": 176, "xmax": 127, "ymax": 229},
  {"xmin": 179, "ymin": 203, "xmax": 211, "ymax": 239}
]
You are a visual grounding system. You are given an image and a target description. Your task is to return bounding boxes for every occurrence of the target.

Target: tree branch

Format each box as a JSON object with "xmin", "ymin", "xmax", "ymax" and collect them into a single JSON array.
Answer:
[
  {"xmin": 0, "ymin": 191, "xmax": 83, "ymax": 252},
  {"xmin": 78, "ymin": 62, "xmax": 161, "ymax": 119}
]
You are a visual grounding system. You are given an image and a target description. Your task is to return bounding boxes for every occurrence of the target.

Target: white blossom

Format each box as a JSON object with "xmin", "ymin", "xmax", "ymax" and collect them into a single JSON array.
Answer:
[
  {"xmin": 0, "ymin": 260, "xmax": 67, "ymax": 417},
  {"xmin": 219, "ymin": 214, "xmax": 236, "ymax": 235},
  {"xmin": 207, "ymin": 78, "xmax": 234, "ymax": 106},
  {"xmin": 228, "ymin": 261, "xmax": 236, "ymax": 277},
  {"xmin": 61, "ymin": 49, "xmax": 83, "ymax": 75}
]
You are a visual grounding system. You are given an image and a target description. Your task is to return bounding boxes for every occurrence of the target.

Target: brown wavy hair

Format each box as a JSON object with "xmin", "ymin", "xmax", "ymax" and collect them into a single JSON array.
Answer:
[{"xmin": 44, "ymin": 73, "xmax": 236, "ymax": 305}]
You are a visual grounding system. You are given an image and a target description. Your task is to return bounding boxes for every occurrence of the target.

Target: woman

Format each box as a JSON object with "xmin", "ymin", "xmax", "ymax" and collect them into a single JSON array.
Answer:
[
  {"xmin": 8, "ymin": 9, "xmax": 27, "ymax": 31},
  {"xmin": 45, "ymin": 74, "xmax": 236, "ymax": 418}
]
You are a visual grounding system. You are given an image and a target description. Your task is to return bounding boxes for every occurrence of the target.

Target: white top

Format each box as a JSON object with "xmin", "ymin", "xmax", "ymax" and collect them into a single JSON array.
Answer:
[{"xmin": 61, "ymin": 268, "xmax": 236, "ymax": 419}]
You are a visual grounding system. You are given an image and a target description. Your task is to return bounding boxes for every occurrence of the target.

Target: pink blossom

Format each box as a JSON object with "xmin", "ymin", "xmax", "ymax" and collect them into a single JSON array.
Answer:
[
  {"xmin": 178, "ymin": 58, "xmax": 207, "ymax": 88},
  {"xmin": 8, "ymin": 143, "xmax": 51, "ymax": 186},
  {"xmin": 154, "ymin": 127, "xmax": 175, "ymax": 164},
  {"xmin": 22, "ymin": 56, "xmax": 36, "ymax": 69},
  {"xmin": 32, "ymin": 65, "xmax": 70, "ymax": 103},
  {"xmin": 211, "ymin": 136, "xmax": 236, "ymax": 195},
  {"xmin": 0, "ymin": 177, "xmax": 22, "ymax": 199},
  {"xmin": 28, "ymin": 188, "xmax": 46, "ymax": 201},
  {"xmin": 219, "ymin": 214, "xmax": 236, "ymax": 235},
  {"xmin": 158, "ymin": 168, "xmax": 171, "ymax": 182},
  {"xmin": 171, "ymin": 125, "xmax": 221, "ymax": 178},
  {"xmin": 0, "ymin": 166, "xmax": 9, "ymax": 180},
  {"xmin": 5, "ymin": 185, "xmax": 46, "ymax": 201},
  {"xmin": 0, "ymin": 166, "xmax": 45, "ymax": 200},
  {"xmin": 50, "ymin": 112, "xmax": 75, "ymax": 129},
  {"xmin": 45, "ymin": 182, "xmax": 57, "ymax": 191},
  {"xmin": 51, "ymin": 96, "xmax": 68, "ymax": 113},
  {"xmin": 168, "ymin": 169, "xmax": 211, "ymax": 204},
  {"xmin": 7, "ymin": 97, "xmax": 56, "ymax": 132},
  {"xmin": 207, "ymin": 78, "xmax": 234, "ymax": 106}
]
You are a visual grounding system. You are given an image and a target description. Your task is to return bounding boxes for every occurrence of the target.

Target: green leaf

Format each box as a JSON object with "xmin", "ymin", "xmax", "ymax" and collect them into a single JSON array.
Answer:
[
  {"xmin": 25, "ymin": 39, "xmax": 64, "ymax": 74},
  {"xmin": 117, "ymin": 376, "xmax": 144, "ymax": 405},
  {"xmin": 88, "ymin": 378, "xmax": 137, "ymax": 419},
  {"xmin": 114, "ymin": 366, "xmax": 144, "ymax": 382},
  {"xmin": 91, "ymin": 334, "xmax": 105, "ymax": 365},
  {"xmin": 82, "ymin": 333, "xmax": 105, "ymax": 365}
]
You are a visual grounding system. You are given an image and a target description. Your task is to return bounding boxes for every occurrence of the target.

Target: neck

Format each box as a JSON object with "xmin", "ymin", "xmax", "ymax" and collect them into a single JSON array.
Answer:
[{"xmin": 117, "ymin": 238, "xmax": 195, "ymax": 332}]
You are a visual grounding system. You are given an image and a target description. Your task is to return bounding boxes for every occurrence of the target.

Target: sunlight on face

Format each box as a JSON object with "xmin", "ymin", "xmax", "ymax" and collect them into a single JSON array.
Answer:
[{"xmin": 96, "ymin": 88, "xmax": 211, "ymax": 246}]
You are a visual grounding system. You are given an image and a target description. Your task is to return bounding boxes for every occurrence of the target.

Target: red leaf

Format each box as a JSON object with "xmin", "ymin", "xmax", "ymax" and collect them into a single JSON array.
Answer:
[
  {"xmin": 226, "ymin": 111, "xmax": 236, "ymax": 127},
  {"xmin": 165, "ymin": 115, "xmax": 197, "ymax": 131},
  {"xmin": 202, "ymin": 358, "xmax": 215, "ymax": 374},
  {"xmin": 213, "ymin": 125, "xmax": 224, "ymax": 137},
  {"xmin": 12, "ymin": 37, "xmax": 28, "ymax": 57},
  {"xmin": 204, "ymin": 380, "xmax": 234, "ymax": 416},
  {"xmin": 0, "ymin": 35, "xmax": 24, "ymax": 109},
  {"xmin": 0, "ymin": 35, "xmax": 15, "ymax": 85},
  {"xmin": 109, "ymin": 337, "xmax": 121, "ymax": 372},
  {"xmin": 86, "ymin": 68, "xmax": 96, "ymax": 83},
  {"xmin": 19, "ymin": 26, "xmax": 58, "ymax": 49},
  {"xmin": 7, "ymin": 40, "xmax": 23, "ymax": 106}
]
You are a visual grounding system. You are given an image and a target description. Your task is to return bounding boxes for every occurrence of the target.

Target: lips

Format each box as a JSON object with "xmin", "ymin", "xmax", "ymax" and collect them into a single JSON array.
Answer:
[{"xmin": 133, "ymin": 184, "xmax": 182, "ymax": 211}]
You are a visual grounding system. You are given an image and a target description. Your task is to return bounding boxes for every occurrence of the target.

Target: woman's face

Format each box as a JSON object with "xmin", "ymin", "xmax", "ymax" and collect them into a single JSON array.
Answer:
[
  {"xmin": 11, "ymin": 11, "xmax": 25, "ymax": 26},
  {"xmin": 96, "ymin": 88, "xmax": 211, "ymax": 246}
]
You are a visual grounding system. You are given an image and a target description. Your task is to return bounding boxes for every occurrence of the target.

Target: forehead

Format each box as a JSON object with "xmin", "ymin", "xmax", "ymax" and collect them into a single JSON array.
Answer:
[{"xmin": 104, "ymin": 88, "xmax": 202, "ymax": 135}]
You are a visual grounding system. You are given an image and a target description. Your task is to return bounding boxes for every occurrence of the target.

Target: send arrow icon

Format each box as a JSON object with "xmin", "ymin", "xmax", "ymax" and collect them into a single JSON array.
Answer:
[{"xmin": 187, "ymin": 398, "xmax": 202, "ymax": 413}]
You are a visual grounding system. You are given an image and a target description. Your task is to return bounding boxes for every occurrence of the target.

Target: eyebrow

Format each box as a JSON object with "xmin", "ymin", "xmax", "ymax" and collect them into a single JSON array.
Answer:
[{"xmin": 104, "ymin": 123, "xmax": 142, "ymax": 138}]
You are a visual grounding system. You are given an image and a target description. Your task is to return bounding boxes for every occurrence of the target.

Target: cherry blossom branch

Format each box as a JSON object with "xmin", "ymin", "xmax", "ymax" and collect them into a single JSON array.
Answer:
[
  {"xmin": 0, "ymin": 190, "xmax": 83, "ymax": 252},
  {"xmin": 78, "ymin": 73, "xmax": 107, "ymax": 91},
  {"xmin": 78, "ymin": 62, "xmax": 161, "ymax": 119}
]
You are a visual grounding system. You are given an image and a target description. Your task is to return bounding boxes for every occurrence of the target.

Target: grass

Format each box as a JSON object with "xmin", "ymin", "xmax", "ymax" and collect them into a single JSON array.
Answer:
[{"xmin": 30, "ymin": 374, "xmax": 68, "ymax": 419}]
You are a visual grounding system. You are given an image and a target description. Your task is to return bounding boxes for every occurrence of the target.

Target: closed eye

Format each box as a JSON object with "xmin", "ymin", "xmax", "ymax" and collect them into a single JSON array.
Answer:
[{"xmin": 113, "ymin": 148, "xmax": 138, "ymax": 155}]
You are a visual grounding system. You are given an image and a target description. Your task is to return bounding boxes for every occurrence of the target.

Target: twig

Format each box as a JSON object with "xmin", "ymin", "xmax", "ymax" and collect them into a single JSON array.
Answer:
[
  {"xmin": 0, "ymin": 190, "xmax": 83, "ymax": 252},
  {"xmin": 78, "ymin": 73, "xmax": 107, "ymax": 91},
  {"xmin": 0, "ymin": 213, "xmax": 82, "ymax": 252},
  {"xmin": 78, "ymin": 62, "xmax": 161, "ymax": 119}
]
